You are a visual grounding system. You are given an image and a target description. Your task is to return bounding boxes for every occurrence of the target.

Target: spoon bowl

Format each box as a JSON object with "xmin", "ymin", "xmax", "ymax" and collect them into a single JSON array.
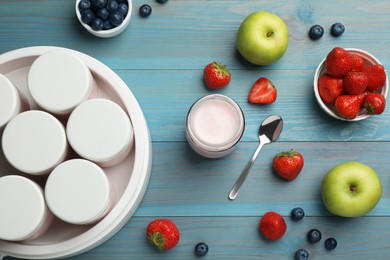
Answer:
[{"xmin": 228, "ymin": 115, "xmax": 283, "ymax": 200}]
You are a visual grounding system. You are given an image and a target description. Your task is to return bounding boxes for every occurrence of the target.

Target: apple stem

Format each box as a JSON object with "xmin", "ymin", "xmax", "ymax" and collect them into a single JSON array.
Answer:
[
  {"xmin": 350, "ymin": 185, "xmax": 357, "ymax": 192},
  {"xmin": 266, "ymin": 32, "xmax": 274, "ymax": 37}
]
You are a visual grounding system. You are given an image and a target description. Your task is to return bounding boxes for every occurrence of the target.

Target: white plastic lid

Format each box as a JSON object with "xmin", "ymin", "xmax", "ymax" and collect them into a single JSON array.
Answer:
[
  {"xmin": 1, "ymin": 110, "xmax": 68, "ymax": 175},
  {"xmin": 66, "ymin": 98, "xmax": 133, "ymax": 165},
  {"xmin": 45, "ymin": 159, "xmax": 112, "ymax": 225},
  {"xmin": 0, "ymin": 74, "xmax": 22, "ymax": 129},
  {"xmin": 28, "ymin": 50, "xmax": 94, "ymax": 115},
  {"xmin": 0, "ymin": 175, "xmax": 48, "ymax": 241}
]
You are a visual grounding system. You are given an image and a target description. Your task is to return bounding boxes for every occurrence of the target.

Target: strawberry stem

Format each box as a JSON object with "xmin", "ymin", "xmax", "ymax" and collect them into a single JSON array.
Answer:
[{"xmin": 148, "ymin": 232, "xmax": 166, "ymax": 250}]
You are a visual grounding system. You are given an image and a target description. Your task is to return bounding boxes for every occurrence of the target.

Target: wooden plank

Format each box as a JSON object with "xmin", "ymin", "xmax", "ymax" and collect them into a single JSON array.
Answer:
[
  {"xmin": 116, "ymin": 69, "xmax": 390, "ymax": 142},
  {"xmin": 135, "ymin": 141, "xmax": 390, "ymax": 217},
  {"xmin": 66, "ymin": 216, "xmax": 390, "ymax": 259},
  {"xmin": 0, "ymin": 1, "xmax": 388, "ymax": 70}
]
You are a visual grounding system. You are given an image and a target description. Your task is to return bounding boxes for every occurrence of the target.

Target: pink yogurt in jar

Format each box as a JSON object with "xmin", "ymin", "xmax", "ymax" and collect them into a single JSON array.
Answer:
[
  {"xmin": 0, "ymin": 175, "xmax": 53, "ymax": 241},
  {"xmin": 27, "ymin": 50, "xmax": 97, "ymax": 116},
  {"xmin": 45, "ymin": 159, "xmax": 115, "ymax": 225},
  {"xmin": 186, "ymin": 94, "xmax": 245, "ymax": 158}
]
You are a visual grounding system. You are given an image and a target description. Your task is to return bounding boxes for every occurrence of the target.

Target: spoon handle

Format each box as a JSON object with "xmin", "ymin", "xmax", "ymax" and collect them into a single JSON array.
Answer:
[{"xmin": 228, "ymin": 140, "xmax": 265, "ymax": 200}]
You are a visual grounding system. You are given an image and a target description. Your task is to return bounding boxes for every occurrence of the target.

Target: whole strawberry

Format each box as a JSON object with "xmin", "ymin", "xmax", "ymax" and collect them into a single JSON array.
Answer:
[
  {"xmin": 248, "ymin": 77, "xmax": 277, "ymax": 104},
  {"xmin": 343, "ymin": 72, "xmax": 368, "ymax": 95},
  {"xmin": 273, "ymin": 149, "xmax": 304, "ymax": 180},
  {"xmin": 147, "ymin": 219, "xmax": 180, "ymax": 251},
  {"xmin": 364, "ymin": 64, "xmax": 387, "ymax": 91},
  {"xmin": 203, "ymin": 61, "xmax": 231, "ymax": 89},
  {"xmin": 318, "ymin": 74, "xmax": 343, "ymax": 104},
  {"xmin": 326, "ymin": 47, "xmax": 353, "ymax": 78},
  {"xmin": 364, "ymin": 93, "xmax": 386, "ymax": 115},
  {"xmin": 259, "ymin": 212, "xmax": 287, "ymax": 241},
  {"xmin": 350, "ymin": 53, "xmax": 364, "ymax": 72},
  {"xmin": 335, "ymin": 94, "xmax": 366, "ymax": 119}
]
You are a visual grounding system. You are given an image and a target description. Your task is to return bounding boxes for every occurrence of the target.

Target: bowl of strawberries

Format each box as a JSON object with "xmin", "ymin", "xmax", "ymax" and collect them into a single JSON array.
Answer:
[{"xmin": 314, "ymin": 47, "xmax": 388, "ymax": 121}]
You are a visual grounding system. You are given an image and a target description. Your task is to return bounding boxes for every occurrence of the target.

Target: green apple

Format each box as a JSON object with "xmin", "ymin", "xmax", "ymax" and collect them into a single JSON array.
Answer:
[
  {"xmin": 321, "ymin": 161, "xmax": 382, "ymax": 217},
  {"xmin": 236, "ymin": 11, "xmax": 288, "ymax": 65}
]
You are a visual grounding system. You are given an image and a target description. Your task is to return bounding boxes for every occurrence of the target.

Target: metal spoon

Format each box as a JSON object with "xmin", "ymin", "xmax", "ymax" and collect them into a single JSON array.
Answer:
[{"xmin": 228, "ymin": 115, "xmax": 283, "ymax": 200}]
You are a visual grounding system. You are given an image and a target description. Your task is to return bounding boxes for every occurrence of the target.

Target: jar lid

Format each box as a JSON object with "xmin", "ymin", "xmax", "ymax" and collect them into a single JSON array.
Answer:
[
  {"xmin": 66, "ymin": 98, "xmax": 133, "ymax": 165},
  {"xmin": 1, "ymin": 110, "xmax": 68, "ymax": 175},
  {"xmin": 28, "ymin": 50, "xmax": 93, "ymax": 115},
  {"xmin": 0, "ymin": 74, "xmax": 22, "ymax": 129},
  {"xmin": 187, "ymin": 94, "xmax": 245, "ymax": 153},
  {"xmin": 45, "ymin": 159, "xmax": 111, "ymax": 225},
  {"xmin": 0, "ymin": 175, "xmax": 47, "ymax": 241}
]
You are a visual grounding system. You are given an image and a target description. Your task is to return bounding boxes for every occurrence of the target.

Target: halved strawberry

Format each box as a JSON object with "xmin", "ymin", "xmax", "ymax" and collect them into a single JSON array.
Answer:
[
  {"xmin": 318, "ymin": 74, "xmax": 343, "ymax": 104},
  {"xmin": 248, "ymin": 77, "xmax": 277, "ymax": 104}
]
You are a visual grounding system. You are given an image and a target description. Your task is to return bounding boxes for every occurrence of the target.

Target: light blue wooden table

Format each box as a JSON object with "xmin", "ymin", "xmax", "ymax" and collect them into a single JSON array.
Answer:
[{"xmin": 1, "ymin": 0, "xmax": 390, "ymax": 259}]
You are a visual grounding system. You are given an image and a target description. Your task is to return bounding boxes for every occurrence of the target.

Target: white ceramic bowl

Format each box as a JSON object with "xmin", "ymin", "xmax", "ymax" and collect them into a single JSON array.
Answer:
[
  {"xmin": 314, "ymin": 48, "xmax": 388, "ymax": 121},
  {"xmin": 75, "ymin": 0, "xmax": 132, "ymax": 38}
]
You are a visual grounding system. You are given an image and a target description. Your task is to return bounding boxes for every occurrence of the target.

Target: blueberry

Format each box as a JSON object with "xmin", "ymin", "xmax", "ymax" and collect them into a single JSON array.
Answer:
[
  {"xmin": 91, "ymin": 18, "xmax": 104, "ymax": 30},
  {"xmin": 194, "ymin": 242, "xmax": 208, "ymax": 256},
  {"xmin": 156, "ymin": 0, "xmax": 168, "ymax": 3},
  {"xmin": 294, "ymin": 249, "xmax": 309, "ymax": 260},
  {"xmin": 81, "ymin": 10, "xmax": 95, "ymax": 24},
  {"xmin": 107, "ymin": 0, "xmax": 119, "ymax": 13},
  {"xmin": 103, "ymin": 20, "xmax": 113, "ymax": 30},
  {"xmin": 96, "ymin": 8, "xmax": 109, "ymax": 20},
  {"xmin": 139, "ymin": 4, "xmax": 152, "ymax": 17},
  {"xmin": 331, "ymin": 22, "xmax": 345, "ymax": 37},
  {"xmin": 325, "ymin": 237, "xmax": 337, "ymax": 250},
  {"xmin": 78, "ymin": 0, "xmax": 92, "ymax": 12},
  {"xmin": 110, "ymin": 12, "xmax": 124, "ymax": 26},
  {"xmin": 307, "ymin": 229, "xmax": 322, "ymax": 243},
  {"xmin": 309, "ymin": 24, "xmax": 324, "ymax": 40},
  {"xmin": 118, "ymin": 3, "xmax": 128, "ymax": 16},
  {"xmin": 91, "ymin": 0, "xmax": 107, "ymax": 9},
  {"xmin": 291, "ymin": 207, "xmax": 305, "ymax": 221}
]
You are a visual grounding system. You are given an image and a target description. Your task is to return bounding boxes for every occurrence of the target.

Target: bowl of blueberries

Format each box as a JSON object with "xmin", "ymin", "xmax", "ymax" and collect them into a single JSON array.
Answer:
[{"xmin": 76, "ymin": 0, "xmax": 132, "ymax": 38}]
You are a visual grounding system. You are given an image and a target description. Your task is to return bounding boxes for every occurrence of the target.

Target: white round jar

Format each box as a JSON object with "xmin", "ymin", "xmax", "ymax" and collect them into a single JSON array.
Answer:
[
  {"xmin": 0, "ymin": 74, "xmax": 29, "ymax": 130},
  {"xmin": 1, "ymin": 110, "xmax": 68, "ymax": 175},
  {"xmin": 66, "ymin": 98, "xmax": 134, "ymax": 167},
  {"xmin": 45, "ymin": 159, "xmax": 115, "ymax": 225},
  {"xmin": 186, "ymin": 94, "xmax": 245, "ymax": 158},
  {"xmin": 0, "ymin": 175, "xmax": 53, "ymax": 241},
  {"xmin": 27, "ymin": 50, "xmax": 97, "ymax": 115}
]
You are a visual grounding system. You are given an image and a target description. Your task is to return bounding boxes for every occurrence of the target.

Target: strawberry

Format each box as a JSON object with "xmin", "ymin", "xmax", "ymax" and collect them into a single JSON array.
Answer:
[
  {"xmin": 318, "ymin": 74, "xmax": 343, "ymax": 104},
  {"xmin": 350, "ymin": 53, "xmax": 364, "ymax": 72},
  {"xmin": 248, "ymin": 77, "xmax": 277, "ymax": 104},
  {"xmin": 326, "ymin": 47, "xmax": 353, "ymax": 78},
  {"xmin": 364, "ymin": 93, "xmax": 386, "ymax": 115},
  {"xmin": 203, "ymin": 61, "xmax": 231, "ymax": 89},
  {"xmin": 343, "ymin": 72, "xmax": 368, "ymax": 95},
  {"xmin": 259, "ymin": 212, "xmax": 287, "ymax": 241},
  {"xmin": 364, "ymin": 64, "xmax": 387, "ymax": 91},
  {"xmin": 334, "ymin": 94, "xmax": 366, "ymax": 119},
  {"xmin": 272, "ymin": 149, "xmax": 304, "ymax": 180},
  {"xmin": 147, "ymin": 219, "xmax": 180, "ymax": 250}
]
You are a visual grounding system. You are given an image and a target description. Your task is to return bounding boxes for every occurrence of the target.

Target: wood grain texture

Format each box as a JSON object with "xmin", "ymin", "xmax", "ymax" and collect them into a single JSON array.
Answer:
[{"xmin": 1, "ymin": 0, "xmax": 390, "ymax": 259}]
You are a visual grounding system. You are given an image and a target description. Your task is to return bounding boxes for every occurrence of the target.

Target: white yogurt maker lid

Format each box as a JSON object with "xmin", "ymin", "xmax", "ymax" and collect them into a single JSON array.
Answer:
[
  {"xmin": 45, "ymin": 159, "xmax": 111, "ymax": 225},
  {"xmin": 28, "ymin": 50, "xmax": 93, "ymax": 114},
  {"xmin": 0, "ymin": 74, "xmax": 21, "ymax": 129},
  {"xmin": 0, "ymin": 175, "xmax": 47, "ymax": 241}
]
